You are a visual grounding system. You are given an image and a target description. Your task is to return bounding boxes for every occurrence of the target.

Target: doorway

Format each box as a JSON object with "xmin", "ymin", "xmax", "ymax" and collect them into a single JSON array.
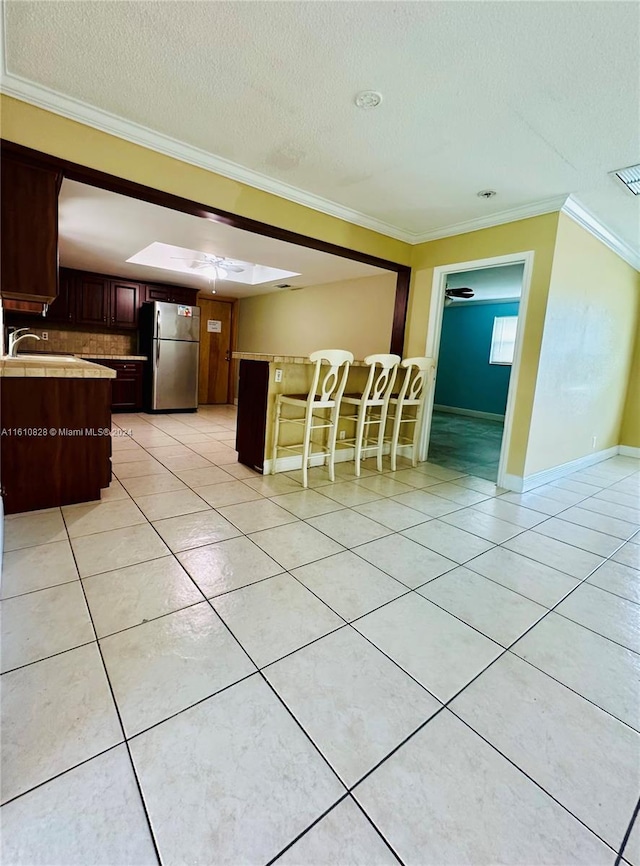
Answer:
[
  {"xmin": 421, "ymin": 252, "xmax": 534, "ymax": 487},
  {"xmin": 198, "ymin": 298, "xmax": 236, "ymax": 404}
]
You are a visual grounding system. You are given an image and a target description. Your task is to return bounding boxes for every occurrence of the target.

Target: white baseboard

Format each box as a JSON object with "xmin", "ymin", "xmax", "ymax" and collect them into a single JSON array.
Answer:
[
  {"xmin": 618, "ymin": 445, "xmax": 640, "ymax": 458},
  {"xmin": 434, "ymin": 404, "xmax": 505, "ymax": 422},
  {"xmin": 502, "ymin": 446, "xmax": 620, "ymax": 493}
]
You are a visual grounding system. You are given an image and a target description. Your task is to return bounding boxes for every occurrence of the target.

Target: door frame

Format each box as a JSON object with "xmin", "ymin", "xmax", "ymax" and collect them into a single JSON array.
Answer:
[
  {"xmin": 420, "ymin": 250, "xmax": 535, "ymax": 489},
  {"xmin": 197, "ymin": 295, "xmax": 238, "ymax": 404}
]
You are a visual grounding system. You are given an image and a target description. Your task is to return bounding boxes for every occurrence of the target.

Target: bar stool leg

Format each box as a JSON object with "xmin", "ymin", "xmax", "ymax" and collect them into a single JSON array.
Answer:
[
  {"xmin": 412, "ymin": 401, "xmax": 426, "ymax": 467},
  {"xmin": 353, "ymin": 403, "xmax": 367, "ymax": 478},
  {"xmin": 272, "ymin": 397, "xmax": 283, "ymax": 476},
  {"xmin": 327, "ymin": 405, "xmax": 340, "ymax": 482},
  {"xmin": 390, "ymin": 407, "xmax": 402, "ymax": 472},
  {"xmin": 301, "ymin": 405, "xmax": 314, "ymax": 488},
  {"xmin": 375, "ymin": 406, "xmax": 387, "ymax": 473}
]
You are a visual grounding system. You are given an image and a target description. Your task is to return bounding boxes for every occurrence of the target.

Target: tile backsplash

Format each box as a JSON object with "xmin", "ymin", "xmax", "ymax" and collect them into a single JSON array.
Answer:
[{"xmin": 23, "ymin": 326, "xmax": 137, "ymax": 356}]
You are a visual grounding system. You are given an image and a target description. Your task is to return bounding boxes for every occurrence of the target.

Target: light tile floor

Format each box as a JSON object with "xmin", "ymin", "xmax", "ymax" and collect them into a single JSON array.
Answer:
[{"xmin": 1, "ymin": 404, "xmax": 639, "ymax": 865}]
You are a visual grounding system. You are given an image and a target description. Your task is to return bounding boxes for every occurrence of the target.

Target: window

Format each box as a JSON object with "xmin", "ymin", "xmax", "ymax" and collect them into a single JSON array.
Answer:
[{"xmin": 489, "ymin": 316, "xmax": 518, "ymax": 365}]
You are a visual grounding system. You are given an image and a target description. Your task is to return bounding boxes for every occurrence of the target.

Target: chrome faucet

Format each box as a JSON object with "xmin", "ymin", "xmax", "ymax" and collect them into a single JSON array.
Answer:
[{"xmin": 8, "ymin": 328, "xmax": 41, "ymax": 357}]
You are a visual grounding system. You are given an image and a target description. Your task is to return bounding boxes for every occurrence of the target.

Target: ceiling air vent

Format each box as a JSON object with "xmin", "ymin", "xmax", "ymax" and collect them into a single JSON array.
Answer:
[
  {"xmin": 612, "ymin": 163, "xmax": 640, "ymax": 196},
  {"xmin": 275, "ymin": 283, "xmax": 293, "ymax": 289}
]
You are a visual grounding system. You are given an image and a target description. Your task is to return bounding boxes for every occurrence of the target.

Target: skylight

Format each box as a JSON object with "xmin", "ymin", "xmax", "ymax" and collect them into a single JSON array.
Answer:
[
  {"xmin": 612, "ymin": 164, "xmax": 640, "ymax": 196},
  {"xmin": 126, "ymin": 242, "xmax": 300, "ymax": 285}
]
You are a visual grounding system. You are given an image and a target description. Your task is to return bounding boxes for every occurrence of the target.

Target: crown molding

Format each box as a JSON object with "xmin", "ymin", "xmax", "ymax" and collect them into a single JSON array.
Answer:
[
  {"xmin": 408, "ymin": 195, "xmax": 570, "ymax": 244},
  {"xmin": 2, "ymin": 67, "xmax": 639, "ymax": 269},
  {"xmin": 0, "ymin": 71, "xmax": 414, "ymax": 243},
  {"xmin": 560, "ymin": 195, "xmax": 640, "ymax": 272}
]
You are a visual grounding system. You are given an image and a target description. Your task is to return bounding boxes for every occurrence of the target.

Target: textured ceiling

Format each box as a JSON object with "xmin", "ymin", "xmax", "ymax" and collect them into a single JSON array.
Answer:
[
  {"xmin": 58, "ymin": 180, "xmax": 384, "ymax": 298},
  {"xmin": 447, "ymin": 264, "xmax": 524, "ymax": 303},
  {"xmin": 4, "ymin": 1, "xmax": 640, "ymax": 254}
]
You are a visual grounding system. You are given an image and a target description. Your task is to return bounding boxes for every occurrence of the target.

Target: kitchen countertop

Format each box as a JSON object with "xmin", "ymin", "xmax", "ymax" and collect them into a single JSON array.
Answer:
[
  {"xmin": 233, "ymin": 352, "xmax": 368, "ymax": 367},
  {"xmin": 0, "ymin": 355, "xmax": 118, "ymax": 379},
  {"xmin": 77, "ymin": 354, "xmax": 148, "ymax": 361}
]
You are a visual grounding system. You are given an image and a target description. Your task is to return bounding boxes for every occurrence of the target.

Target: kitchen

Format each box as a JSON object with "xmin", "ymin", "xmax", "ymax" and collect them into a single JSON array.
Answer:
[{"xmin": 1, "ymin": 145, "xmax": 402, "ymax": 518}]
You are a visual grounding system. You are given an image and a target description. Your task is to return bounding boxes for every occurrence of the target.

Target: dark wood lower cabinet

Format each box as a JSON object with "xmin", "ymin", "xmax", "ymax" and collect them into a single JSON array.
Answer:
[
  {"xmin": 89, "ymin": 360, "xmax": 144, "ymax": 411},
  {"xmin": 236, "ymin": 359, "xmax": 269, "ymax": 472},
  {"xmin": 1, "ymin": 378, "xmax": 112, "ymax": 514}
]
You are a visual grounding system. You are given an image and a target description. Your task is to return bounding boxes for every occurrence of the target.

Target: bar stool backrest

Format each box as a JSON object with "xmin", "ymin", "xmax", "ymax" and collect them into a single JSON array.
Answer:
[
  {"xmin": 397, "ymin": 357, "xmax": 434, "ymax": 406},
  {"xmin": 362, "ymin": 353, "xmax": 401, "ymax": 405},
  {"xmin": 308, "ymin": 349, "xmax": 354, "ymax": 406}
]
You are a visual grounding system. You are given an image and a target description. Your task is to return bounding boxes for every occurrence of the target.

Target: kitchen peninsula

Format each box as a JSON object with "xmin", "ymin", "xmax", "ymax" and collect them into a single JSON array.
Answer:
[
  {"xmin": 0, "ymin": 355, "xmax": 116, "ymax": 514},
  {"xmin": 233, "ymin": 352, "xmax": 370, "ymax": 474}
]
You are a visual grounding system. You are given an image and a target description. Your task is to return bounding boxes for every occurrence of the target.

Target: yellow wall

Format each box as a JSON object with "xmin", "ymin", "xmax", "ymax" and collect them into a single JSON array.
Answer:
[
  {"xmin": 407, "ymin": 213, "xmax": 560, "ymax": 477},
  {"xmin": 525, "ymin": 214, "xmax": 640, "ymax": 472},
  {"xmin": 237, "ymin": 274, "xmax": 396, "ymax": 359},
  {"xmin": 620, "ymin": 317, "xmax": 640, "ymax": 449},
  {"xmin": 0, "ymin": 96, "xmax": 411, "ymax": 267}
]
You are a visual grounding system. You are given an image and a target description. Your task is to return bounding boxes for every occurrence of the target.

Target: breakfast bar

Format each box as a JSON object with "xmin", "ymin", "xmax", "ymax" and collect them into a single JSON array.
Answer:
[{"xmin": 233, "ymin": 352, "xmax": 371, "ymax": 474}]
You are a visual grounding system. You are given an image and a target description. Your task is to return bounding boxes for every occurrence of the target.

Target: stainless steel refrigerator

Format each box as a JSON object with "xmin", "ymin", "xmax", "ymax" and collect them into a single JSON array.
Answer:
[{"xmin": 141, "ymin": 301, "xmax": 200, "ymax": 411}]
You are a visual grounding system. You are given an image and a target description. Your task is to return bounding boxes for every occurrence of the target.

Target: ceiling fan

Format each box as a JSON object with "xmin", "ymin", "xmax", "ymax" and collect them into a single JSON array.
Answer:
[
  {"xmin": 445, "ymin": 286, "xmax": 474, "ymax": 306},
  {"xmin": 170, "ymin": 253, "xmax": 246, "ymax": 294},
  {"xmin": 171, "ymin": 253, "xmax": 246, "ymax": 275}
]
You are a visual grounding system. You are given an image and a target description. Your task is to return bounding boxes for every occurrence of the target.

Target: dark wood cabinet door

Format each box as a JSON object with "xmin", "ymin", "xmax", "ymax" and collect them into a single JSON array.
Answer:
[
  {"xmin": 76, "ymin": 275, "xmax": 110, "ymax": 326},
  {"xmin": 47, "ymin": 268, "xmax": 75, "ymax": 323},
  {"xmin": 236, "ymin": 359, "xmax": 269, "ymax": 472},
  {"xmin": 144, "ymin": 285, "xmax": 172, "ymax": 303},
  {"xmin": 1, "ymin": 157, "xmax": 61, "ymax": 303},
  {"xmin": 110, "ymin": 281, "xmax": 139, "ymax": 329},
  {"xmin": 171, "ymin": 287, "xmax": 200, "ymax": 306},
  {"xmin": 89, "ymin": 360, "xmax": 144, "ymax": 410}
]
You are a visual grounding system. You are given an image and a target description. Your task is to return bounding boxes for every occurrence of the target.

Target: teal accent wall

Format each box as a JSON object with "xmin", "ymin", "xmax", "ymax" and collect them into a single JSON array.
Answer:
[{"xmin": 434, "ymin": 301, "xmax": 520, "ymax": 415}]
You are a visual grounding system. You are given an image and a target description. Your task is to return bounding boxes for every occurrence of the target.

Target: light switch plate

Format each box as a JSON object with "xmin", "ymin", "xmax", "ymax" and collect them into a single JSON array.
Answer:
[{"xmin": 275, "ymin": 369, "xmax": 283, "ymax": 382}]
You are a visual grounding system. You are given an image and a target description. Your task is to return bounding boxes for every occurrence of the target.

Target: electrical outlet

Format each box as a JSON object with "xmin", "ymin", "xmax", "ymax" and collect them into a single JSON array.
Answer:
[
  {"xmin": 339, "ymin": 430, "xmax": 346, "ymax": 440},
  {"xmin": 274, "ymin": 369, "xmax": 283, "ymax": 383},
  {"xmin": 41, "ymin": 332, "xmax": 48, "ymax": 341}
]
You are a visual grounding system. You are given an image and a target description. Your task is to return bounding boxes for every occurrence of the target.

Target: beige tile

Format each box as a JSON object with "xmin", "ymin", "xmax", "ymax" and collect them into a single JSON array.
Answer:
[
  {"xmin": 504, "ymin": 530, "xmax": 604, "ymax": 578},
  {"xmin": 99, "ymin": 479, "xmax": 130, "ymax": 502},
  {"xmin": 391, "ymin": 489, "xmax": 463, "ymax": 517},
  {"xmin": 320, "ymin": 482, "xmax": 383, "ymax": 507},
  {"xmin": 243, "ymin": 474, "xmax": 303, "ymax": 496},
  {"xmin": 152, "ymin": 510, "xmax": 241, "ymax": 553},
  {"xmin": 63, "ymin": 499, "xmax": 146, "ymax": 538},
  {"xmin": 134, "ymin": 489, "xmax": 210, "ymax": 521},
  {"xmin": 555, "ymin": 583, "xmax": 640, "ymax": 653},
  {"xmin": 265, "ymin": 628, "xmax": 439, "ymax": 786},
  {"xmin": 222, "ymin": 462, "xmax": 261, "ymax": 480},
  {"xmin": 211, "ymin": 573, "xmax": 343, "ymax": 667},
  {"xmin": 1, "ymin": 643, "xmax": 122, "ymax": 803},
  {"xmin": 71, "ymin": 523, "xmax": 170, "ymax": 578},
  {"xmin": 174, "ymin": 466, "xmax": 235, "ymax": 488},
  {"xmin": 307, "ymin": 509, "xmax": 391, "ymax": 548},
  {"xmin": 218, "ymin": 499, "xmax": 299, "ymax": 534},
  {"xmin": 292, "ymin": 551, "xmax": 406, "ymax": 621},
  {"xmin": 113, "ymin": 459, "xmax": 169, "ymax": 479},
  {"xmin": 0, "ymin": 540, "xmax": 78, "ymax": 598},
  {"xmin": 587, "ymin": 559, "xmax": 639, "ymax": 603},
  {"xmin": 119, "ymin": 473, "xmax": 188, "ymax": 497},
  {"xmin": 197, "ymin": 480, "xmax": 264, "ymax": 507},
  {"xmin": 354, "ymin": 593, "xmax": 502, "ymax": 701},
  {"xmin": 156, "ymin": 453, "xmax": 215, "ymax": 472},
  {"xmin": 439, "ymin": 507, "xmax": 524, "ymax": 543},
  {"xmin": 83, "ymin": 556, "xmax": 203, "ymax": 637},
  {"xmin": 177, "ymin": 536, "xmax": 283, "ymax": 597},
  {"xmin": 354, "ymin": 475, "xmax": 415, "ymax": 497},
  {"xmin": 1, "ymin": 581, "xmax": 94, "ymax": 672},
  {"xmin": 403, "ymin": 520, "xmax": 494, "ymax": 563},
  {"xmin": 356, "ymin": 534, "xmax": 456, "ymax": 588},
  {"xmin": 0, "ymin": 745, "xmax": 157, "ymax": 866},
  {"xmin": 418, "ymin": 566, "xmax": 546, "ymax": 646},
  {"xmin": 3, "ymin": 509, "xmax": 66, "ymax": 552},
  {"xmin": 129, "ymin": 676, "xmax": 344, "ymax": 864},
  {"xmin": 101, "ymin": 602, "xmax": 255, "ymax": 736},
  {"xmin": 249, "ymin": 522, "xmax": 344, "ymax": 570},
  {"xmin": 353, "ymin": 498, "xmax": 428, "ymax": 531},
  {"xmin": 467, "ymin": 546, "xmax": 579, "ymax": 607},
  {"xmin": 270, "ymin": 489, "xmax": 344, "ymax": 519},
  {"xmin": 354, "ymin": 711, "xmax": 611, "ymax": 865},
  {"xmin": 452, "ymin": 653, "xmax": 640, "ymax": 850}
]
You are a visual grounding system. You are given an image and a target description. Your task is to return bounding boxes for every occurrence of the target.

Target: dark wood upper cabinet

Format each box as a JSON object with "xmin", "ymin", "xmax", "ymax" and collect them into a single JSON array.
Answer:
[
  {"xmin": 76, "ymin": 274, "xmax": 110, "ymax": 326},
  {"xmin": 144, "ymin": 284, "xmax": 199, "ymax": 306},
  {"xmin": 1, "ymin": 156, "xmax": 61, "ymax": 303},
  {"xmin": 47, "ymin": 268, "xmax": 75, "ymax": 323},
  {"xmin": 110, "ymin": 280, "xmax": 139, "ymax": 329}
]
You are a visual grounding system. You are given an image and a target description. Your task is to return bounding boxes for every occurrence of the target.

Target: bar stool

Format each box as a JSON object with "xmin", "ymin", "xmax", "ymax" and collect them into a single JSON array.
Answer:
[
  {"xmin": 272, "ymin": 349, "xmax": 354, "ymax": 488},
  {"xmin": 387, "ymin": 357, "xmax": 434, "ymax": 471},
  {"xmin": 340, "ymin": 353, "xmax": 401, "ymax": 476}
]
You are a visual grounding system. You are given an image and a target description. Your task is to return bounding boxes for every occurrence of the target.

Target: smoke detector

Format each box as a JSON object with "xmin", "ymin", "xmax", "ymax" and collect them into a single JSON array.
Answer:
[
  {"xmin": 355, "ymin": 91, "xmax": 383, "ymax": 109},
  {"xmin": 477, "ymin": 190, "xmax": 497, "ymax": 199}
]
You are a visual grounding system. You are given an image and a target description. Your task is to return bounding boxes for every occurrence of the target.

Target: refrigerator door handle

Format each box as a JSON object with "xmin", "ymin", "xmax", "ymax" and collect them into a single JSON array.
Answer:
[
  {"xmin": 156, "ymin": 337, "xmax": 160, "ymax": 365},
  {"xmin": 156, "ymin": 308, "xmax": 161, "ymax": 341}
]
